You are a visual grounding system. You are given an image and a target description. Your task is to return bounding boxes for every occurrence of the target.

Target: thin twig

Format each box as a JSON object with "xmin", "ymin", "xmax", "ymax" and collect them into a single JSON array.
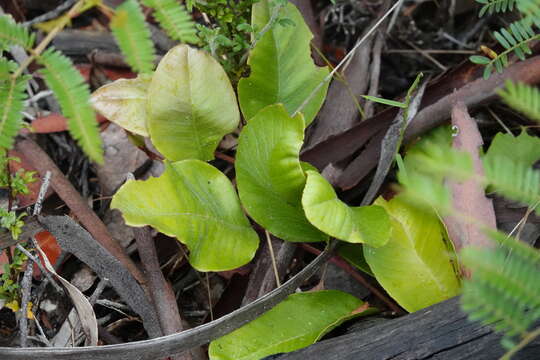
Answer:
[
  {"xmin": 16, "ymin": 244, "xmax": 63, "ymax": 293},
  {"xmin": 18, "ymin": 258, "xmax": 34, "ymax": 347},
  {"xmin": 22, "ymin": 0, "xmax": 77, "ymax": 26},
  {"xmin": 265, "ymin": 231, "xmax": 281, "ymax": 288},
  {"xmin": 500, "ymin": 326, "xmax": 540, "ymax": 360},
  {"xmin": 365, "ymin": 31, "xmax": 384, "ymax": 118},
  {"xmin": 300, "ymin": 243, "xmax": 404, "ymax": 314},
  {"xmin": 206, "ymin": 273, "xmax": 213, "ymax": 322},
  {"xmin": 258, "ymin": 241, "xmax": 297, "ymax": 298},
  {"xmin": 239, "ymin": 2, "xmax": 286, "ymax": 65},
  {"xmin": 33, "ymin": 171, "xmax": 51, "ymax": 216},
  {"xmin": 13, "ymin": 0, "xmax": 87, "ymax": 79}
]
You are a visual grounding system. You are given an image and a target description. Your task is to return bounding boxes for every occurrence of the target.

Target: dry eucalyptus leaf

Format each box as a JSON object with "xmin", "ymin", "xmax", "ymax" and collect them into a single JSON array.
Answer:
[{"xmin": 443, "ymin": 102, "xmax": 496, "ymax": 252}]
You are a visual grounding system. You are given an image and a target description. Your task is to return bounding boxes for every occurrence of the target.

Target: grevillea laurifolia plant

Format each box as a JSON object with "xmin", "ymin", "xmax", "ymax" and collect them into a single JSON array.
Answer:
[
  {"xmin": 2, "ymin": 0, "xmax": 539, "ymax": 358},
  {"xmin": 91, "ymin": 1, "xmax": 464, "ymax": 358}
]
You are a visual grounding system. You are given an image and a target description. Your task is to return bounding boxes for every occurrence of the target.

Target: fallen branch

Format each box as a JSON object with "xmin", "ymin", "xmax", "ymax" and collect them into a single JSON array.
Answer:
[
  {"xmin": 132, "ymin": 227, "xmax": 192, "ymax": 360},
  {"xmin": 0, "ymin": 241, "xmax": 338, "ymax": 360},
  {"xmin": 40, "ymin": 216, "xmax": 163, "ymax": 339},
  {"xmin": 272, "ymin": 297, "xmax": 540, "ymax": 360}
]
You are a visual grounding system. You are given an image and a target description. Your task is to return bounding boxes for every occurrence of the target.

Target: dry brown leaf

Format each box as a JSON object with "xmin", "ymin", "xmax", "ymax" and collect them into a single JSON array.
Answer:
[{"xmin": 443, "ymin": 102, "xmax": 496, "ymax": 254}]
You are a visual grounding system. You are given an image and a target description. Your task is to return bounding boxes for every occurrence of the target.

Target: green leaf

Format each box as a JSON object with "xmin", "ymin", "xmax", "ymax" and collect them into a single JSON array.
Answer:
[
  {"xmin": 142, "ymin": 0, "xmax": 198, "ymax": 44},
  {"xmin": 338, "ymin": 243, "xmax": 374, "ymax": 276},
  {"xmin": 110, "ymin": 0, "xmax": 156, "ymax": 74},
  {"xmin": 361, "ymin": 95, "xmax": 407, "ymax": 108},
  {"xmin": 38, "ymin": 48, "xmax": 103, "ymax": 163},
  {"xmin": 484, "ymin": 130, "xmax": 540, "ymax": 168},
  {"xmin": 209, "ymin": 290, "xmax": 373, "ymax": 360},
  {"xmin": 363, "ymin": 195, "xmax": 460, "ymax": 312},
  {"xmin": 236, "ymin": 104, "xmax": 327, "ymax": 243},
  {"xmin": 147, "ymin": 45, "xmax": 240, "ymax": 161},
  {"xmin": 469, "ymin": 55, "xmax": 491, "ymax": 65},
  {"xmin": 238, "ymin": 0, "xmax": 329, "ymax": 124},
  {"xmin": 111, "ymin": 160, "xmax": 259, "ymax": 271},
  {"xmin": 0, "ymin": 76, "xmax": 28, "ymax": 150},
  {"xmin": 302, "ymin": 170, "xmax": 391, "ymax": 247},
  {"xmin": 91, "ymin": 74, "xmax": 151, "ymax": 136}
]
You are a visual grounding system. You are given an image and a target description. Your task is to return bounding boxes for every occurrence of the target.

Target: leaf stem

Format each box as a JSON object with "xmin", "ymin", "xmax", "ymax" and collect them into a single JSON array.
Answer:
[
  {"xmin": 266, "ymin": 230, "xmax": 281, "ymax": 287},
  {"xmin": 500, "ymin": 326, "xmax": 540, "ymax": 360}
]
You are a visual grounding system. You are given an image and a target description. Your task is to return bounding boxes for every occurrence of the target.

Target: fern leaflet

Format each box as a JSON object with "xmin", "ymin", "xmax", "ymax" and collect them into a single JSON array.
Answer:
[
  {"xmin": 483, "ymin": 155, "xmax": 540, "ymax": 209},
  {"xmin": 110, "ymin": 0, "xmax": 156, "ymax": 74},
  {"xmin": 471, "ymin": 20, "xmax": 539, "ymax": 79},
  {"xmin": 476, "ymin": 0, "xmax": 516, "ymax": 17},
  {"xmin": 0, "ymin": 58, "xmax": 17, "ymax": 81},
  {"xmin": 38, "ymin": 48, "xmax": 103, "ymax": 163},
  {"xmin": 142, "ymin": 0, "xmax": 198, "ymax": 44},
  {"xmin": 0, "ymin": 14, "xmax": 35, "ymax": 50},
  {"xmin": 497, "ymin": 80, "xmax": 540, "ymax": 122},
  {"xmin": 461, "ymin": 231, "xmax": 540, "ymax": 347},
  {"xmin": 0, "ymin": 76, "xmax": 29, "ymax": 150},
  {"xmin": 517, "ymin": 0, "xmax": 540, "ymax": 26}
]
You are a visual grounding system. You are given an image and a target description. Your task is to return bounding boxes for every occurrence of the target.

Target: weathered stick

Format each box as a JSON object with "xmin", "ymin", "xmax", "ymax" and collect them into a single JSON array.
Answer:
[{"xmin": 14, "ymin": 137, "xmax": 146, "ymax": 284}]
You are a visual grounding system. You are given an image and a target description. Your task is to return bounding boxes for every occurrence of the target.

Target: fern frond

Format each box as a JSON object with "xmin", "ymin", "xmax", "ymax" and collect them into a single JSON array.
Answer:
[
  {"xmin": 0, "ymin": 76, "xmax": 28, "ymax": 150},
  {"xmin": 38, "ymin": 48, "xmax": 103, "ymax": 163},
  {"xmin": 517, "ymin": 0, "xmax": 540, "ymax": 27},
  {"xmin": 110, "ymin": 0, "xmax": 156, "ymax": 74},
  {"xmin": 142, "ymin": 0, "xmax": 198, "ymax": 44},
  {"xmin": 0, "ymin": 14, "xmax": 35, "ymax": 50},
  {"xmin": 497, "ymin": 80, "xmax": 540, "ymax": 122},
  {"xmin": 476, "ymin": 0, "xmax": 516, "ymax": 17},
  {"xmin": 470, "ymin": 20, "xmax": 539, "ymax": 79},
  {"xmin": 483, "ymin": 155, "xmax": 540, "ymax": 208},
  {"xmin": 0, "ymin": 58, "xmax": 17, "ymax": 81},
  {"xmin": 461, "ymin": 232, "xmax": 540, "ymax": 346}
]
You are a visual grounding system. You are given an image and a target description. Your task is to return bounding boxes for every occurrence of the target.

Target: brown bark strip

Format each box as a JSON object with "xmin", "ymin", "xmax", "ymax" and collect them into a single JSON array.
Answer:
[
  {"xmin": 364, "ymin": 31, "xmax": 385, "ymax": 119},
  {"xmin": 14, "ymin": 137, "xmax": 146, "ymax": 284},
  {"xmin": 40, "ymin": 216, "xmax": 163, "ymax": 339},
  {"xmin": 132, "ymin": 227, "xmax": 188, "ymax": 344},
  {"xmin": 303, "ymin": 55, "xmax": 540, "ymax": 188},
  {"xmin": 305, "ymin": 28, "xmax": 375, "ymax": 150}
]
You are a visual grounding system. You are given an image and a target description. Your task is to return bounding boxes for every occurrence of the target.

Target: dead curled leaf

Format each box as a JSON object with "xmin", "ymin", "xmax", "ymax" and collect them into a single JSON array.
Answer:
[
  {"xmin": 34, "ymin": 239, "xmax": 98, "ymax": 346},
  {"xmin": 90, "ymin": 74, "xmax": 152, "ymax": 136},
  {"xmin": 443, "ymin": 102, "xmax": 496, "ymax": 254}
]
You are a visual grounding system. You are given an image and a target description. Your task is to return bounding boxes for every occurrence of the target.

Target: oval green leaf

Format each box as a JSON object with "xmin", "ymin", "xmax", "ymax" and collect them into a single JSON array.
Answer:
[
  {"xmin": 91, "ymin": 74, "xmax": 151, "ymax": 136},
  {"xmin": 209, "ymin": 290, "xmax": 372, "ymax": 360},
  {"xmin": 236, "ymin": 104, "xmax": 327, "ymax": 243},
  {"xmin": 147, "ymin": 45, "xmax": 240, "ymax": 161},
  {"xmin": 111, "ymin": 160, "xmax": 259, "ymax": 271},
  {"xmin": 302, "ymin": 170, "xmax": 391, "ymax": 247},
  {"xmin": 363, "ymin": 195, "xmax": 460, "ymax": 312},
  {"xmin": 238, "ymin": 0, "xmax": 329, "ymax": 124}
]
